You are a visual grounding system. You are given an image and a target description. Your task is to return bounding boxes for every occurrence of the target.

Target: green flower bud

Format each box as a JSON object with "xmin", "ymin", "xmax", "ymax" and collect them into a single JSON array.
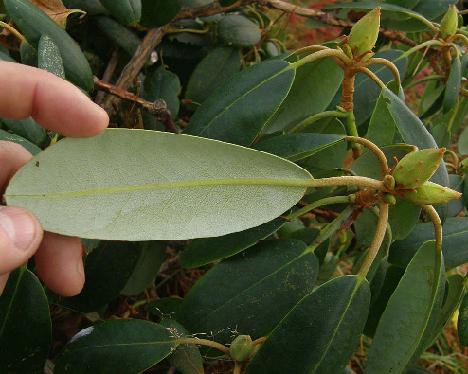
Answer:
[
  {"xmin": 392, "ymin": 148, "xmax": 445, "ymax": 189},
  {"xmin": 229, "ymin": 335, "xmax": 255, "ymax": 362},
  {"xmin": 383, "ymin": 175, "xmax": 395, "ymax": 191},
  {"xmin": 348, "ymin": 8, "xmax": 381, "ymax": 57},
  {"xmin": 403, "ymin": 181, "xmax": 462, "ymax": 205},
  {"xmin": 440, "ymin": 5, "xmax": 459, "ymax": 39},
  {"xmin": 383, "ymin": 193, "xmax": 397, "ymax": 205}
]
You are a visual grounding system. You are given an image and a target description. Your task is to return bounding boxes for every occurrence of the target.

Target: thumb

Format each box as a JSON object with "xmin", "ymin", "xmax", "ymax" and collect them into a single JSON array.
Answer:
[{"xmin": 0, "ymin": 206, "xmax": 44, "ymax": 275}]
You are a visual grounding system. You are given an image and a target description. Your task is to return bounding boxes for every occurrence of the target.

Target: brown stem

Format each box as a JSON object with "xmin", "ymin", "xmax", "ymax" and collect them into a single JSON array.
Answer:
[
  {"xmin": 341, "ymin": 68, "xmax": 356, "ymax": 113},
  {"xmin": 95, "ymin": 49, "xmax": 119, "ymax": 105},
  {"xmin": 94, "ymin": 78, "xmax": 177, "ymax": 133}
]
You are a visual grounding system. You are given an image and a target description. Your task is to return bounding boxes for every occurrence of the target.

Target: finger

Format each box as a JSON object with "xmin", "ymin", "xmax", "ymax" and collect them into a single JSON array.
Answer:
[
  {"xmin": 0, "ymin": 273, "xmax": 9, "ymax": 295},
  {"xmin": 0, "ymin": 206, "xmax": 44, "ymax": 274},
  {"xmin": 0, "ymin": 62, "xmax": 108, "ymax": 137},
  {"xmin": 0, "ymin": 140, "xmax": 32, "ymax": 193},
  {"xmin": 34, "ymin": 233, "xmax": 84, "ymax": 297}
]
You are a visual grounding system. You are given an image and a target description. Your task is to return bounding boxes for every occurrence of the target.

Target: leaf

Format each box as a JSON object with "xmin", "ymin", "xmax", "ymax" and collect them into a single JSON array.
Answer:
[
  {"xmin": 55, "ymin": 319, "xmax": 178, "ymax": 373},
  {"xmin": 94, "ymin": 16, "xmax": 141, "ymax": 56},
  {"xmin": 185, "ymin": 47, "xmax": 241, "ymax": 104},
  {"xmin": 141, "ymin": 0, "xmax": 181, "ymax": 27},
  {"xmin": 246, "ymin": 276, "xmax": 370, "ymax": 374},
  {"xmin": 184, "ymin": 60, "xmax": 295, "ymax": 145},
  {"xmin": 178, "ymin": 240, "xmax": 318, "ymax": 343},
  {"xmin": 389, "ymin": 217, "xmax": 468, "ymax": 270},
  {"xmin": 388, "ymin": 199, "xmax": 421, "ymax": 241},
  {"xmin": 458, "ymin": 126, "xmax": 468, "ymax": 155},
  {"xmin": 1, "ymin": 117, "xmax": 47, "ymax": 146},
  {"xmin": 121, "ymin": 242, "xmax": 166, "ymax": 296},
  {"xmin": 263, "ymin": 58, "xmax": 343, "ymax": 133},
  {"xmin": 180, "ymin": 218, "xmax": 285, "ymax": 268},
  {"xmin": 0, "ymin": 268, "xmax": 51, "ymax": 372},
  {"xmin": 144, "ymin": 66, "xmax": 182, "ymax": 118},
  {"xmin": 459, "ymin": 291, "xmax": 468, "ymax": 347},
  {"xmin": 5, "ymin": 129, "xmax": 311, "ymax": 240},
  {"xmin": 0, "ymin": 129, "xmax": 41, "ymax": 154},
  {"xmin": 38, "ymin": 34, "xmax": 65, "ymax": 78},
  {"xmin": 443, "ymin": 55, "xmax": 461, "ymax": 114},
  {"xmin": 160, "ymin": 319, "xmax": 204, "ymax": 374},
  {"xmin": 218, "ymin": 14, "xmax": 261, "ymax": 47},
  {"xmin": 31, "ymin": 0, "xmax": 84, "ymax": 27},
  {"xmin": 366, "ymin": 241, "xmax": 445, "ymax": 373},
  {"xmin": 367, "ymin": 91, "xmax": 396, "ymax": 147},
  {"xmin": 60, "ymin": 241, "xmax": 142, "ymax": 312},
  {"xmin": 255, "ymin": 134, "xmax": 345, "ymax": 162},
  {"xmin": 99, "ymin": 0, "xmax": 141, "ymax": 26}
]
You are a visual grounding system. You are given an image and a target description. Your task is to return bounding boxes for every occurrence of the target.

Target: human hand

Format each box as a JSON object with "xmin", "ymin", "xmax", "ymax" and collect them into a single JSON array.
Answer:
[{"xmin": 0, "ymin": 62, "xmax": 108, "ymax": 296}]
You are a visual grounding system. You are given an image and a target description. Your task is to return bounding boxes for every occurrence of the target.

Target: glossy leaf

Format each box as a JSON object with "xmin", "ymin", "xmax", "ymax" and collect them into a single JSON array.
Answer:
[
  {"xmin": 184, "ymin": 60, "xmax": 295, "ymax": 145},
  {"xmin": 180, "ymin": 218, "xmax": 285, "ymax": 268},
  {"xmin": 99, "ymin": 0, "xmax": 141, "ymax": 25},
  {"xmin": 38, "ymin": 34, "xmax": 65, "ymax": 78},
  {"xmin": 0, "ymin": 268, "xmax": 51, "ymax": 372},
  {"xmin": 443, "ymin": 55, "xmax": 461, "ymax": 113},
  {"xmin": 389, "ymin": 217, "xmax": 468, "ymax": 270},
  {"xmin": 264, "ymin": 58, "xmax": 343, "ymax": 133},
  {"xmin": 246, "ymin": 276, "xmax": 370, "ymax": 374},
  {"xmin": 55, "ymin": 319, "xmax": 178, "ymax": 373},
  {"xmin": 122, "ymin": 242, "xmax": 166, "ymax": 296},
  {"xmin": 1, "ymin": 117, "xmax": 47, "ymax": 146},
  {"xmin": 366, "ymin": 241, "xmax": 445, "ymax": 373},
  {"xmin": 185, "ymin": 47, "xmax": 241, "ymax": 104},
  {"xmin": 144, "ymin": 66, "xmax": 181, "ymax": 118},
  {"xmin": 367, "ymin": 91, "xmax": 396, "ymax": 146},
  {"xmin": 218, "ymin": 14, "xmax": 261, "ymax": 47},
  {"xmin": 0, "ymin": 129, "xmax": 41, "ymax": 154},
  {"xmin": 178, "ymin": 240, "xmax": 318, "ymax": 343},
  {"xmin": 459, "ymin": 291, "xmax": 468, "ymax": 347},
  {"xmin": 5, "ymin": 129, "xmax": 311, "ymax": 240},
  {"xmin": 60, "ymin": 241, "xmax": 142, "ymax": 312}
]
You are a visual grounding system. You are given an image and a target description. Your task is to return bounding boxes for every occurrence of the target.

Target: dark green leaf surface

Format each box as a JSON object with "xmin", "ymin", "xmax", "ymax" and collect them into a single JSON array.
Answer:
[
  {"xmin": 61, "ymin": 241, "xmax": 141, "ymax": 312},
  {"xmin": 218, "ymin": 14, "xmax": 261, "ymax": 47},
  {"xmin": 55, "ymin": 320, "xmax": 177, "ymax": 373},
  {"xmin": 389, "ymin": 217, "xmax": 468, "ymax": 270},
  {"xmin": 179, "ymin": 240, "xmax": 318, "ymax": 343},
  {"xmin": 443, "ymin": 56, "xmax": 461, "ymax": 113},
  {"xmin": 254, "ymin": 133, "xmax": 344, "ymax": 162},
  {"xmin": 180, "ymin": 218, "xmax": 285, "ymax": 268},
  {"xmin": 0, "ymin": 268, "xmax": 51, "ymax": 372},
  {"xmin": 366, "ymin": 241, "xmax": 445, "ymax": 373},
  {"xmin": 141, "ymin": 0, "xmax": 181, "ymax": 27},
  {"xmin": 5, "ymin": 0, "xmax": 93, "ymax": 91},
  {"xmin": 367, "ymin": 91, "xmax": 396, "ymax": 146},
  {"xmin": 264, "ymin": 58, "xmax": 343, "ymax": 133},
  {"xmin": 94, "ymin": 16, "xmax": 141, "ymax": 56},
  {"xmin": 388, "ymin": 199, "xmax": 421, "ymax": 241},
  {"xmin": 144, "ymin": 66, "xmax": 182, "ymax": 118},
  {"xmin": 0, "ymin": 129, "xmax": 41, "ymax": 154},
  {"xmin": 184, "ymin": 60, "xmax": 295, "ymax": 145},
  {"xmin": 246, "ymin": 276, "xmax": 370, "ymax": 374},
  {"xmin": 99, "ymin": 0, "xmax": 141, "ymax": 25},
  {"xmin": 1, "ymin": 117, "xmax": 47, "ymax": 146},
  {"xmin": 458, "ymin": 291, "xmax": 468, "ymax": 347},
  {"xmin": 185, "ymin": 47, "xmax": 241, "ymax": 104},
  {"xmin": 121, "ymin": 242, "xmax": 166, "ymax": 296}
]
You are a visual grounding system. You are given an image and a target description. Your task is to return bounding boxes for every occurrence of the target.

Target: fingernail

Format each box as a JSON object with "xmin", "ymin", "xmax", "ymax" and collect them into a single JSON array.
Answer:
[{"xmin": 0, "ymin": 207, "xmax": 36, "ymax": 252}]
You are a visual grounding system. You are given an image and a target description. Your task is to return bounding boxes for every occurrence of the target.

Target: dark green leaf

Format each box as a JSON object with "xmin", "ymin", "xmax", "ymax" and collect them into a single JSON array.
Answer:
[
  {"xmin": 264, "ymin": 58, "xmax": 343, "ymax": 133},
  {"xmin": 141, "ymin": 0, "xmax": 181, "ymax": 27},
  {"xmin": 144, "ymin": 65, "xmax": 182, "ymax": 118},
  {"xmin": 1, "ymin": 117, "xmax": 47, "ymax": 146},
  {"xmin": 367, "ymin": 91, "xmax": 396, "ymax": 146},
  {"xmin": 55, "ymin": 320, "xmax": 177, "ymax": 373},
  {"xmin": 458, "ymin": 290, "xmax": 468, "ymax": 347},
  {"xmin": 184, "ymin": 60, "xmax": 295, "ymax": 145},
  {"xmin": 388, "ymin": 199, "xmax": 421, "ymax": 241},
  {"xmin": 185, "ymin": 47, "xmax": 241, "ymax": 104},
  {"xmin": 100, "ymin": 0, "xmax": 141, "ymax": 25},
  {"xmin": 389, "ymin": 217, "xmax": 468, "ymax": 270},
  {"xmin": 366, "ymin": 241, "xmax": 445, "ymax": 373},
  {"xmin": 180, "ymin": 218, "xmax": 285, "ymax": 268},
  {"xmin": 218, "ymin": 14, "xmax": 261, "ymax": 47},
  {"xmin": 61, "ymin": 241, "xmax": 142, "ymax": 312},
  {"xmin": 0, "ymin": 129, "xmax": 41, "ymax": 154},
  {"xmin": 443, "ymin": 55, "xmax": 461, "ymax": 113},
  {"xmin": 121, "ymin": 242, "xmax": 166, "ymax": 296},
  {"xmin": 179, "ymin": 240, "xmax": 318, "ymax": 343},
  {"xmin": 254, "ymin": 133, "xmax": 344, "ymax": 162},
  {"xmin": 94, "ymin": 16, "xmax": 141, "ymax": 56},
  {"xmin": 246, "ymin": 276, "xmax": 370, "ymax": 374},
  {"xmin": 0, "ymin": 268, "xmax": 51, "ymax": 372}
]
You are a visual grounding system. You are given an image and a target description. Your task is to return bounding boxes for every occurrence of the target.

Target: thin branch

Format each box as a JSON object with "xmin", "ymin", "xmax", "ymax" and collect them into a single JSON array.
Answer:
[
  {"xmin": 345, "ymin": 136, "xmax": 389, "ymax": 175},
  {"xmin": 358, "ymin": 202, "xmax": 389, "ymax": 278},
  {"xmin": 95, "ymin": 49, "xmax": 119, "ymax": 105},
  {"xmin": 368, "ymin": 58, "xmax": 401, "ymax": 88},
  {"xmin": 356, "ymin": 67, "xmax": 386, "ymax": 89},
  {"xmin": 286, "ymin": 195, "xmax": 353, "ymax": 221},
  {"xmin": 175, "ymin": 337, "xmax": 229, "ymax": 354},
  {"xmin": 422, "ymin": 205, "xmax": 442, "ymax": 252},
  {"xmin": 94, "ymin": 78, "xmax": 177, "ymax": 133}
]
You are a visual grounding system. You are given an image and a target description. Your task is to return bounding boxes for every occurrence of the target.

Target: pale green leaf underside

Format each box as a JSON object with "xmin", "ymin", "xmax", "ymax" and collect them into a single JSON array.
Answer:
[{"xmin": 5, "ymin": 129, "xmax": 311, "ymax": 240}]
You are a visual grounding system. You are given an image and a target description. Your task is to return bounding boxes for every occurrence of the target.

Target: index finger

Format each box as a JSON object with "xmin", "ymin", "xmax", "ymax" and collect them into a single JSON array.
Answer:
[{"xmin": 0, "ymin": 62, "xmax": 108, "ymax": 137}]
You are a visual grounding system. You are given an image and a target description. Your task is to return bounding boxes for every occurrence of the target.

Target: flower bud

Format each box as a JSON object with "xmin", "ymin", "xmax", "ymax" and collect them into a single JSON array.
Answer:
[
  {"xmin": 440, "ymin": 5, "xmax": 459, "ymax": 39},
  {"xmin": 348, "ymin": 8, "xmax": 381, "ymax": 57},
  {"xmin": 383, "ymin": 194, "xmax": 397, "ymax": 205},
  {"xmin": 403, "ymin": 181, "xmax": 462, "ymax": 205},
  {"xmin": 392, "ymin": 148, "xmax": 445, "ymax": 189},
  {"xmin": 229, "ymin": 335, "xmax": 255, "ymax": 362}
]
